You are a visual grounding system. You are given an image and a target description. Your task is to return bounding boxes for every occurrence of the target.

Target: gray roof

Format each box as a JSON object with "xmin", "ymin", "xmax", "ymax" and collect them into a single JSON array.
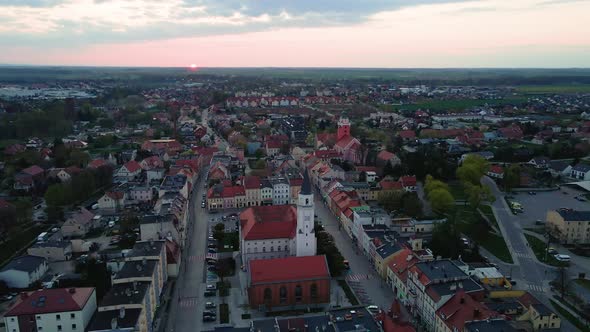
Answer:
[
  {"xmin": 30, "ymin": 240, "xmax": 71, "ymax": 249},
  {"xmin": 301, "ymin": 170, "xmax": 312, "ymax": 195},
  {"xmin": 556, "ymin": 209, "xmax": 590, "ymax": 221},
  {"xmin": 427, "ymin": 278, "xmax": 483, "ymax": 299},
  {"xmin": 115, "ymin": 260, "xmax": 157, "ymax": 279},
  {"xmin": 100, "ymin": 281, "xmax": 150, "ymax": 307},
  {"xmin": 414, "ymin": 260, "xmax": 467, "ymax": 283},
  {"xmin": 549, "ymin": 160, "xmax": 570, "ymax": 172},
  {"xmin": 127, "ymin": 241, "xmax": 165, "ymax": 258},
  {"xmin": 532, "ymin": 302, "xmax": 555, "ymax": 317},
  {"xmin": 376, "ymin": 242, "xmax": 402, "ymax": 259},
  {"xmin": 572, "ymin": 163, "xmax": 590, "ymax": 173},
  {"xmin": 0, "ymin": 255, "xmax": 46, "ymax": 273},
  {"xmin": 465, "ymin": 319, "xmax": 517, "ymax": 332},
  {"xmin": 87, "ymin": 308, "xmax": 142, "ymax": 331}
]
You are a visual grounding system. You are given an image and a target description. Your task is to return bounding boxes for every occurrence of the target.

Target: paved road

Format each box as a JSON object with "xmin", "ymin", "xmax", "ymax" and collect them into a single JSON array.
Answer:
[{"xmin": 313, "ymin": 189, "xmax": 398, "ymax": 310}]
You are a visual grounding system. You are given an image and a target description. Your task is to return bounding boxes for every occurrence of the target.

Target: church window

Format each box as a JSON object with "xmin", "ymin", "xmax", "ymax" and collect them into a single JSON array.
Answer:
[
  {"xmin": 295, "ymin": 285, "xmax": 302, "ymax": 302},
  {"xmin": 270, "ymin": 246, "xmax": 274, "ymax": 251},
  {"xmin": 264, "ymin": 288, "xmax": 272, "ymax": 302},
  {"xmin": 279, "ymin": 286, "xmax": 287, "ymax": 304},
  {"xmin": 262, "ymin": 247, "xmax": 266, "ymax": 252},
  {"xmin": 310, "ymin": 284, "xmax": 318, "ymax": 301},
  {"xmin": 284, "ymin": 245, "xmax": 288, "ymax": 251}
]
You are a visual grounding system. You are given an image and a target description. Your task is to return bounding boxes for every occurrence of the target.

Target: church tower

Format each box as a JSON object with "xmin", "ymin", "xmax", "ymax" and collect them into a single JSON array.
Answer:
[
  {"xmin": 296, "ymin": 170, "xmax": 316, "ymax": 257},
  {"xmin": 337, "ymin": 116, "xmax": 351, "ymax": 141}
]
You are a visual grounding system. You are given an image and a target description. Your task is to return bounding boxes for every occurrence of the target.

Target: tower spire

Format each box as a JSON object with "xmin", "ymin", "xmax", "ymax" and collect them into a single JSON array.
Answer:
[{"xmin": 301, "ymin": 170, "xmax": 312, "ymax": 195}]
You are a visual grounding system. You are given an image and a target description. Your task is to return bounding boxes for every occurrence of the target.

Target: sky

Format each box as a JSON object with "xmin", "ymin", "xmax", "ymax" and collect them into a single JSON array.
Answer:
[{"xmin": 0, "ymin": 0, "xmax": 589, "ymax": 68}]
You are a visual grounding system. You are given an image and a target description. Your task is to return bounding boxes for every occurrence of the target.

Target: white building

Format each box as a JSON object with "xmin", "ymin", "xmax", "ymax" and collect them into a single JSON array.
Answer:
[
  {"xmin": 0, "ymin": 255, "xmax": 48, "ymax": 288},
  {"xmin": 295, "ymin": 172, "xmax": 316, "ymax": 257},
  {"xmin": 270, "ymin": 176, "xmax": 290, "ymax": 205},
  {"xmin": 4, "ymin": 288, "xmax": 97, "ymax": 332}
]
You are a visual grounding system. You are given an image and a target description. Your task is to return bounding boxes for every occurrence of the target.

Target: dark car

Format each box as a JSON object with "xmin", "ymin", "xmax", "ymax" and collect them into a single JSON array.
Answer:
[
  {"xmin": 207, "ymin": 266, "xmax": 217, "ymax": 272},
  {"xmin": 203, "ymin": 310, "xmax": 216, "ymax": 316},
  {"xmin": 204, "ymin": 290, "xmax": 216, "ymax": 297},
  {"xmin": 208, "ymin": 248, "xmax": 217, "ymax": 254},
  {"xmin": 202, "ymin": 316, "xmax": 216, "ymax": 322},
  {"xmin": 528, "ymin": 191, "xmax": 536, "ymax": 195}
]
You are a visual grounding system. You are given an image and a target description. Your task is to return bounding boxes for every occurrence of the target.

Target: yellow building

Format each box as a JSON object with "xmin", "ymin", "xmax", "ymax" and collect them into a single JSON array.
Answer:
[
  {"xmin": 518, "ymin": 302, "xmax": 561, "ymax": 331},
  {"xmin": 546, "ymin": 208, "xmax": 590, "ymax": 244},
  {"xmin": 373, "ymin": 242, "xmax": 404, "ymax": 279}
]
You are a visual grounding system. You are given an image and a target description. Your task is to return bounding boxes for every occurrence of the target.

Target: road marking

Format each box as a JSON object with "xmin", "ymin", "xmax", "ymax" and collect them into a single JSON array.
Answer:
[
  {"xmin": 179, "ymin": 299, "xmax": 198, "ymax": 308},
  {"xmin": 528, "ymin": 284, "xmax": 543, "ymax": 292},
  {"xmin": 513, "ymin": 251, "xmax": 531, "ymax": 259},
  {"xmin": 346, "ymin": 274, "xmax": 373, "ymax": 282}
]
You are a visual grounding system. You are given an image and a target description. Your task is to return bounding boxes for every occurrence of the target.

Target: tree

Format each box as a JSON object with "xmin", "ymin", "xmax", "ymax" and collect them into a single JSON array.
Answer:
[
  {"xmin": 254, "ymin": 159, "xmax": 266, "ymax": 169},
  {"xmin": 254, "ymin": 149, "xmax": 265, "ymax": 159},
  {"xmin": 403, "ymin": 193, "xmax": 423, "ymax": 217},
  {"xmin": 456, "ymin": 155, "xmax": 489, "ymax": 186},
  {"xmin": 214, "ymin": 222, "xmax": 225, "ymax": 243},
  {"xmin": 503, "ymin": 164, "xmax": 521, "ymax": 192},
  {"xmin": 424, "ymin": 175, "xmax": 449, "ymax": 195},
  {"xmin": 378, "ymin": 191, "xmax": 404, "ymax": 212},
  {"xmin": 428, "ymin": 188, "xmax": 455, "ymax": 215},
  {"xmin": 44, "ymin": 184, "xmax": 68, "ymax": 207},
  {"xmin": 464, "ymin": 182, "xmax": 495, "ymax": 211}
]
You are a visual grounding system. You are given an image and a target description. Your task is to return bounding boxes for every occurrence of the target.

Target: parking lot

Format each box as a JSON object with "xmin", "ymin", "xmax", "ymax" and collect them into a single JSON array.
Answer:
[{"xmin": 508, "ymin": 186, "xmax": 590, "ymax": 228}]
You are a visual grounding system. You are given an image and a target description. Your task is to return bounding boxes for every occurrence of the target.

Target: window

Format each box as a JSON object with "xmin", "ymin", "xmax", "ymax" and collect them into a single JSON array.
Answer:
[
  {"xmin": 57, "ymin": 326, "xmax": 62, "ymax": 332},
  {"xmin": 310, "ymin": 284, "xmax": 318, "ymax": 301},
  {"xmin": 36, "ymin": 316, "xmax": 41, "ymax": 320},
  {"xmin": 279, "ymin": 286, "xmax": 287, "ymax": 304},
  {"xmin": 263, "ymin": 288, "xmax": 272, "ymax": 302},
  {"xmin": 295, "ymin": 285, "xmax": 303, "ymax": 302},
  {"xmin": 38, "ymin": 328, "xmax": 43, "ymax": 331},
  {"xmin": 284, "ymin": 245, "xmax": 288, "ymax": 251},
  {"xmin": 70, "ymin": 313, "xmax": 75, "ymax": 319},
  {"xmin": 72, "ymin": 324, "xmax": 77, "ymax": 330},
  {"xmin": 56, "ymin": 314, "xmax": 61, "ymax": 321},
  {"xmin": 270, "ymin": 246, "xmax": 274, "ymax": 251},
  {"xmin": 262, "ymin": 247, "xmax": 266, "ymax": 252}
]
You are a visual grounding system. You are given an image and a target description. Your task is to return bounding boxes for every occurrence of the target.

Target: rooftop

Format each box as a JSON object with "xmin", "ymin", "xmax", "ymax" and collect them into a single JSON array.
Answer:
[
  {"xmin": 115, "ymin": 260, "xmax": 157, "ymax": 279},
  {"xmin": 240, "ymin": 205, "xmax": 297, "ymax": 240},
  {"xmin": 249, "ymin": 255, "xmax": 330, "ymax": 285},
  {"xmin": 5, "ymin": 288, "xmax": 94, "ymax": 316},
  {"xmin": 127, "ymin": 240, "xmax": 165, "ymax": 258},
  {"xmin": 87, "ymin": 308, "xmax": 142, "ymax": 331},
  {"xmin": 555, "ymin": 208, "xmax": 590, "ymax": 221},
  {"xmin": 413, "ymin": 260, "xmax": 467, "ymax": 285},
  {"xmin": 0, "ymin": 255, "xmax": 46, "ymax": 273},
  {"xmin": 100, "ymin": 281, "xmax": 150, "ymax": 307},
  {"xmin": 464, "ymin": 319, "xmax": 517, "ymax": 332},
  {"xmin": 376, "ymin": 242, "xmax": 403, "ymax": 259}
]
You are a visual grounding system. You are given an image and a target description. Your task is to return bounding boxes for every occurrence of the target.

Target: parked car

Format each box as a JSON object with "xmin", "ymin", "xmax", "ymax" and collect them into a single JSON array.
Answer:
[
  {"xmin": 201, "ymin": 202, "xmax": 206, "ymax": 208},
  {"xmin": 554, "ymin": 254, "xmax": 571, "ymax": 262},
  {"xmin": 575, "ymin": 196, "xmax": 586, "ymax": 201},
  {"xmin": 205, "ymin": 302, "xmax": 216, "ymax": 309},
  {"xmin": 208, "ymin": 248, "xmax": 217, "ymax": 254},
  {"xmin": 204, "ymin": 290, "xmax": 216, "ymax": 297},
  {"xmin": 202, "ymin": 315, "xmax": 216, "ymax": 322},
  {"xmin": 547, "ymin": 247, "xmax": 558, "ymax": 254},
  {"xmin": 528, "ymin": 191, "xmax": 536, "ymax": 195},
  {"xmin": 203, "ymin": 310, "xmax": 216, "ymax": 317}
]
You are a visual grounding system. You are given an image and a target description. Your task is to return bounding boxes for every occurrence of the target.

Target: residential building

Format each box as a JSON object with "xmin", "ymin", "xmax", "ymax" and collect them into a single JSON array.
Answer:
[
  {"xmin": 98, "ymin": 191, "xmax": 126, "ymax": 211},
  {"xmin": 247, "ymin": 255, "xmax": 330, "ymax": 312},
  {"xmin": 517, "ymin": 293, "xmax": 561, "ymax": 331},
  {"xmin": 61, "ymin": 208, "xmax": 96, "ymax": 238},
  {"xmin": 487, "ymin": 165, "xmax": 504, "ymax": 179},
  {"xmin": 242, "ymin": 176, "xmax": 262, "ymax": 207},
  {"xmin": 0, "ymin": 255, "xmax": 48, "ymax": 288},
  {"xmin": 260, "ymin": 179, "xmax": 273, "ymax": 205},
  {"xmin": 435, "ymin": 290, "xmax": 496, "ymax": 332},
  {"xmin": 387, "ymin": 248, "xmax": 420, "ymax": 306},
  {"xmin": 27, "ymin": 240, "xmax": 73, "ymax": 261},
  {"xmin": 270, "ymin": 176, "xmax": 290, "ymax": 205},
  {"xmin": 4, "ymin": 288, "xmax": 97, "ymax": 332},
  {"xmin": 128, "ymin": 186, "xmax": 153, "ymax": 203},
  {"xmin": 374, "ymin": 241, "xmax": 404, "ymax": 279},
  {"xmin": 548, "ymin": 161, "xmax": 572, "ymax": 178},
  {"xmin": 570, "ymin": 163, "xmax": 590, "ymax": 180},
  {"xmin": 116, "ymin": 160, "xmax": 142, "ymax": 181},
  {"xmin": 96, "ymin": 282, "xmax": 154, "ymax": 332},
  {"xmin": 546, "ymin": 208, "xmax": 590, "ymax": 244}
]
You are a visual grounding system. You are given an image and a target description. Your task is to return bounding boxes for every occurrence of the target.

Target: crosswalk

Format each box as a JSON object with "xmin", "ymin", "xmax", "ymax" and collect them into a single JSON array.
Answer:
[
  {"xmin": 179, "ymin": 298, "xmax": 198, "ymax": 308},
  {"xmin": 513, "ymin": 251, "xmax": 532, "ymax": 259},
  {"xmin": 187, "ymin": 253, "xmax": 218, "ymax": 262},
  {"xmin": 346, "ymin": 274, "xmax": 374, "ymax": 282},
  {"xmin": 528, "ymin": 283, "xmax": 544, "ymax": 292}
]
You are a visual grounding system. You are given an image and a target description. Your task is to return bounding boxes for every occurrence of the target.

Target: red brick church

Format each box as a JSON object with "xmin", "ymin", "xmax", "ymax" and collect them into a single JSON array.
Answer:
[{"xmin": 247, "ymin": 255, "xmax": 331, "ymax": 311}]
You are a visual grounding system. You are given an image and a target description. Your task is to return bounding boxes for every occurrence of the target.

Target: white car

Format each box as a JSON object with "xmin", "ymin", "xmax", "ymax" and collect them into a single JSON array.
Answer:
[{"xmin": 554, "ymin": 254, "xmax": 571, "ymax": 262}]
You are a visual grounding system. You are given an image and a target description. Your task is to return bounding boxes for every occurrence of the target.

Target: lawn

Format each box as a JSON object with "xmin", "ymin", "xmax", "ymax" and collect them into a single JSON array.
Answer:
[
  {"xmin": 524, "ymin": 234, "xmax": 568, "ymax": 267},
  {"xmin": 219, "ymin": 303, "xmax": 229, "ymax": 324},
  {"xmin": 576, "ymin": 279, "xmax": 590, "ymax": 291},
  {"xmin": 550, "ymin": 299, "xmax": 590, "ymax": 332},
  {"xmin": 0, "ymin": 225, "xmax": 50, "ymax": 266},
  {"xmin": 455, "ymin": 206, "xmax": 513, "ymax": 263},
  {"xmin": 379, "ymin": 97, "xmax": 527, "ymax": 113},
  {"xmin": 516, "ymin": 85, "xmax": 590, "ymax": 94},
  {"xmin": 479, "ymin": 205, "xmax": 499, "ymax": 229},
  {"xmin": 449, "ymin": 182, "xmax": 467, "ymax": 201},
  {"xmin": 219, "ymin": 232, "xmax": 239, "ymax": 252}
]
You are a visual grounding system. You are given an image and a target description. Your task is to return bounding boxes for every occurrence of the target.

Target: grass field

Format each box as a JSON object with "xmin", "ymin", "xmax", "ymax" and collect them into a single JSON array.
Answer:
[
  {"xmin": 576, "ymin": 279, "xmax": 590, "ymax": 291},
  {"xmin": 380, "ymin": 96, "xmax": 527, "ymax": 113},
  {"xmin": 455, "ymin": 206, "xmax": 513, "ymax": 263},
  {"xmin": 524, "ymin": 234, "xmax": 567, "ymax": 267},
  {"xmin": 550, "ymin": 299, "xmax": 590, "ymax": 332},
  {"xmin": 516, "ymin": 85, "xmax": 590, "ymax": 94},
  {"xmin": 479, "ymin": 205, "xmax": 499, "ymax": 229}
]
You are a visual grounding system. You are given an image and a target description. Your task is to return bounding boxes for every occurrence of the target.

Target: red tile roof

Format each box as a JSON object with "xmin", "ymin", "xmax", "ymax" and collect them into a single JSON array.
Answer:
[
  {"xmin": 379, "ymin": 180, "xmax": 403, "ymax": 190},
  {"xmin": 123, "ymin": 160, "xmax": 142, "ymax": 173},
  {"xmin": 387, "ymin": 248, "xmax": 418, "ymax": 283},
  {"xmin": 106, "ymin": 191, "xmax": 125, "ymax": 200},
  {"xmin": 489, "ymin": 165, "xmax": 504, "ymax": 174},
  {"xmin": 5, "ymin": 288, "xmax": 94, "ymax": 316},
  {"xmin": 0, "ymin": 199, "xmax": 14, "ymax": 209},
  {"xmin": 314, "ymin": 149, "xmax": 341, "ymax": 159},
  {"xmin": 335, "ymin": 135, "xmax": 356, "ymax": 149},
  {"xmin": 249, "ymin": 255, "xmax": 330, "ymax": 285},
  {"xmin": 266, "ymin": 140, "xmax": 282, "ymax": 149},
  {"xmin": 377, "ymin": 150, "xmax": 397, "ymax": 161},
  {"xmin": 240, "ymin": 205, "xmax": 297, "ymax": 240},
  {"xmin": 400, "ymin": 176, "xmax": 417, "ymax": 187},
  {"xmin": 399, "ymin": 130, "xmax": 417, "ymax": 139},
  {"xmin": 436, "ymin": 290, "xmax": 496, "ymax": 331},
  {"xmin": 243, "ymin": 176, "xmax": 261, "ymax": 189},
  {"xmin": 88, "ymin": 159, "xmax": 108, "ymax": 169},
  {"xmin": 22, "ymin": 165, "xmax": 44, "ymax": 176}
]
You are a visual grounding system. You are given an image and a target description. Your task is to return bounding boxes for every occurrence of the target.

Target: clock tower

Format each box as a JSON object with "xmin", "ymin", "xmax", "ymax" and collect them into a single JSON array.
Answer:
[{"xmin": 296, "ymin": 171, "xmax": 316, "ymax": 257}]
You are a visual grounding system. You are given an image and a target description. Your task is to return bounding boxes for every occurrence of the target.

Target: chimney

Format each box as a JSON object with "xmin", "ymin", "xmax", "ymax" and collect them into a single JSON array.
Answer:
[
  {"xmin": 20, "ymin": 292, "xmax": 29, "ymax": 300},
  {"xmin": 119, "ymin": 307, "xmax": 126, "ymax": 319},
  {"xmin": 133, "ymin": 281, "xmax": 138, "ymax": 290},
  {"xmin": 142, "ymin": 258, "xmax": 147, "ymax": 266},
  {"xmin": 474, "ymin": 308, "xmax": 480, "ymax": 317},
  {"xmin": 68, "ymin": 288, "xmax": 76, "ymax": 294},
  {"xmin": 460, "ymin": 297, "xmax": 465, "ymax": 304}
]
